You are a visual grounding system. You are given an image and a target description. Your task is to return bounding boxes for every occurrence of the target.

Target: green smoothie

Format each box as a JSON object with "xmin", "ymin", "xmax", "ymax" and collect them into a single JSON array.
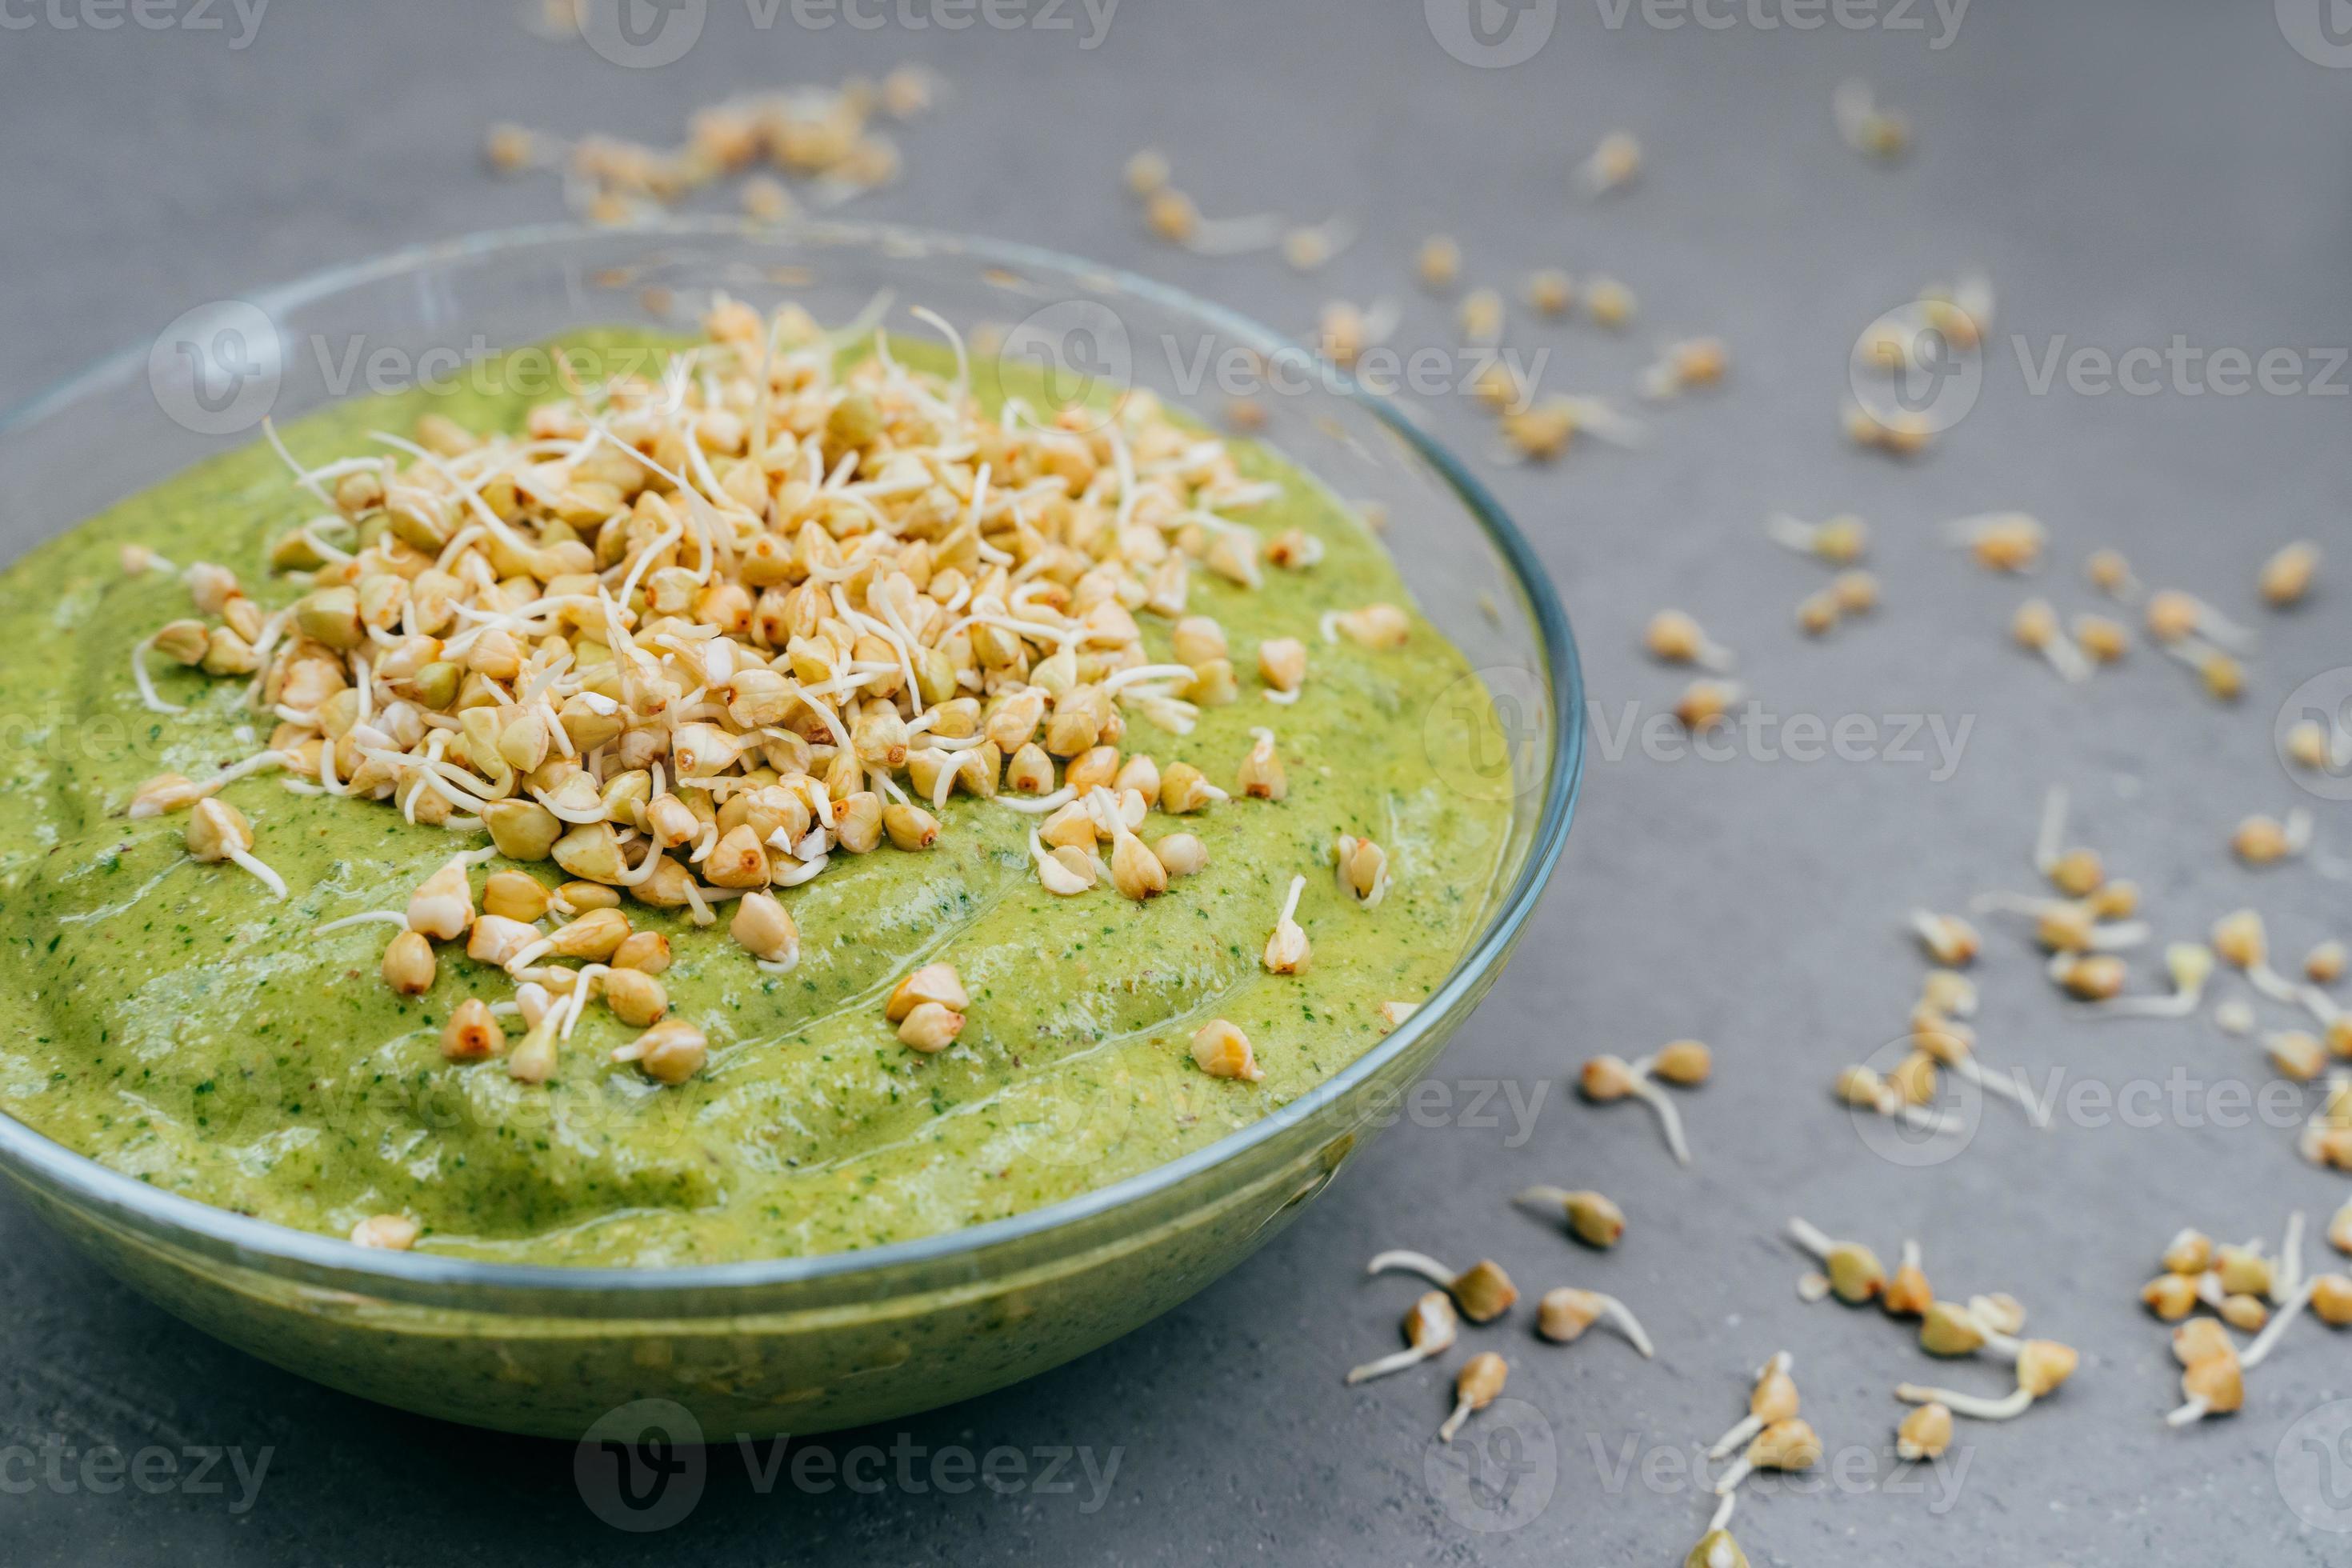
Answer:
[{"xmin": 0, "ymin": 329, "xmax": 1512, "ymax": 1270}]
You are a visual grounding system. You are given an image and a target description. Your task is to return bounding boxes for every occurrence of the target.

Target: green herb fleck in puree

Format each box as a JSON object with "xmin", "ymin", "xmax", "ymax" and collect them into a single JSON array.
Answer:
[{"xmin": 0, "ymin": 334, "xmax": 1514, "ymax": 1269}]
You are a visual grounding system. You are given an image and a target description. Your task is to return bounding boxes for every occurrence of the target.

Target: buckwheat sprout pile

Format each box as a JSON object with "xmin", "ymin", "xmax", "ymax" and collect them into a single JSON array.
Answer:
[
  {"xmin": 2138, "ymin": 582, "xmax": 2259, "ymax": 701},
  {"xmin": 1116, "ymin": 102, "xmax": 2337, "ymax": 1545},
  {"xmin": 1098, "ymin": 71, "xmax": 2352, "ymax": 1553},
  {"xmin": 2089, "ymin": 556, "xmax": 2166, "ymax": 645},
  {"xmin": 1835, "ymin": 927, "xmax": 2011, "ymax": 1140},
  {"xmin": 1908, "ymin": 1013, "xmax": 2030, "ymax": 1114},
  {"xmin": 1946, "ymin": 786, "xmax": 2200, "ymax": 1014},
  {"xmin": 1783, "ymin": 1221, "xmax": 2078, "ymax": 1433},
  {"xmin": 1377, "ymin": 222, "xmax": 1659, "ymax": 463},
  {"xmin": 1972, "ymin": 889, "xmax": 2149, "ymax": 957},
  {"xmin": 2141, "ymin": 1214, "xmax": 2352, "ymax": 1426},
  {"xmin": 1762, "ymin": 513, "xmax": 1879, "ymax": 639},
  {"xmin": 1843, "ymin": 277, "xmax": 1994, "ymax": 459},
  {"xmin": 2212, "ymin": 910, "xmax": 2351, "ymax": 1052},
  {"xmin": 1638, "ymin": 612, "xmax": 1754, "ymax": 748},
  {"xmin": 1121, "ymin": 149, "xmax": 1289, "ymax": 258},
  {"xmin": 484, "ymin": 67, "xmax": 941, "ymax": 226},
  {"xmin": 1346, "ymin": 1198, "xmax": 1657, "ymax": 1430},
  {"xmin": 125, "ymin": 296, "xmax": 1379, "ymax": 1091},
  {"xmin": 1833, "ymin": 1060, "xmax": 1966, "ymax": 1138}
]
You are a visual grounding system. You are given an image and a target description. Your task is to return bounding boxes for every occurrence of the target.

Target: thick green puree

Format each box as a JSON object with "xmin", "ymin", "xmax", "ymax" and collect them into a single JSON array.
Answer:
[{"xmin": 0, "ymin": 335, "xmax": 1512, "ymax": 1269}]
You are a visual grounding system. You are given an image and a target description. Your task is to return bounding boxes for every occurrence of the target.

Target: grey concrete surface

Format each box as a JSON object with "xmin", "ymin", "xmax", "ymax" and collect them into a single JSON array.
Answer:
[{"xmin": 2, "ymin": 2, "xmax": 2350, "ymax": 1562}]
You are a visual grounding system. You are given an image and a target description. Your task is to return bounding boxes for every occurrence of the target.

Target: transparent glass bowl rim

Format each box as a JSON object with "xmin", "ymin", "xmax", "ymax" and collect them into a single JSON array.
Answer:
[{"xmin": 0, "ymin": 218, "xmax": 1586, "ymax": 1297}]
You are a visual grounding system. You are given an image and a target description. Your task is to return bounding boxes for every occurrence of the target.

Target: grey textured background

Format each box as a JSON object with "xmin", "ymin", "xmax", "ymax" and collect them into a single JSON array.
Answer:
[{"xmin": 3, "ymin": 2, "xmax": 2350, "ymax": 1562}]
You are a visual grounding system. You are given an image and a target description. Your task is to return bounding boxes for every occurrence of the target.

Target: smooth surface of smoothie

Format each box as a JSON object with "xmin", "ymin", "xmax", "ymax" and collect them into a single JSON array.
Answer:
[{"xmin": 0, "ymin": 330, "xmax": 1514, "ymax": 1269}]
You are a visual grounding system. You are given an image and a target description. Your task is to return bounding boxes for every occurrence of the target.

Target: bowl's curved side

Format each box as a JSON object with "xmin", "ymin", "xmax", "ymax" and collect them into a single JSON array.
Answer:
[{"xmin": 9, "ymin": 1003, "xmax": 1480, "ymax": 1437}]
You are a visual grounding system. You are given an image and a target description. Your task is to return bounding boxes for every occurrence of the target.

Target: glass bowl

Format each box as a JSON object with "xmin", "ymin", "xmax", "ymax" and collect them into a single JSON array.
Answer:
[{"xmin": 0, "ymin": 221, "xmax": 1582, "ymax": 1439}]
